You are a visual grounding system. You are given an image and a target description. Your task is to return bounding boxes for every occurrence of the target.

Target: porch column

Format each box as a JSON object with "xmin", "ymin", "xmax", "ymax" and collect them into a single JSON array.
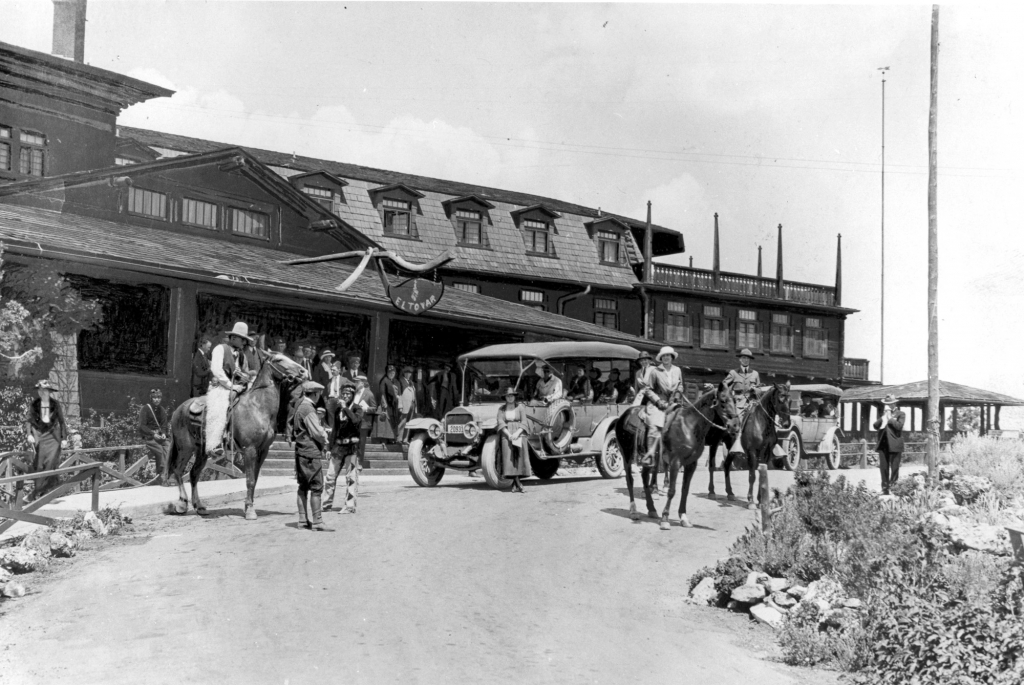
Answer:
[
  {"xmin": 995, "ymin": 406, "xmax": 1002, "ymax": 430},
  {"xmin": 860, "ymin": 402, "xmax": 871, "ymax": 440},
  {"xmin": 367, "ymin": 312, "xmax": 392, "ymax": 389}
]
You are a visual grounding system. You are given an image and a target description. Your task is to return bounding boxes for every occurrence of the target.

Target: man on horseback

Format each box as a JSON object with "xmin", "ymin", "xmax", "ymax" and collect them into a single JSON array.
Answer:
[
  {"xmin": 723, "ymin": 348, "xmax": 759, "ymax": 458},
  {"xmin": 204, "ymin": 322, "xmax": 253, "ymax": 459},
  {"xmin": 638, "ymin": 346, "xmax": 683, "ymax": 467}
]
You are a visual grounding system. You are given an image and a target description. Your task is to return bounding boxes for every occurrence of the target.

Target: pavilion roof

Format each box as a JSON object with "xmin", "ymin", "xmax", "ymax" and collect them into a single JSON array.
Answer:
[{"xmin": 842, "ymin": 380, "xmax": 1024, "ymax": 407}]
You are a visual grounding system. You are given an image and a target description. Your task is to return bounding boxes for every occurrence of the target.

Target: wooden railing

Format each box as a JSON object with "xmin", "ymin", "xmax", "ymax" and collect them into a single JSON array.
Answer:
[
  {"xmin": 0, "ymin": 462, "xmax": 102, "ymax": 535},
  {"xmin": 649, "ymin": 263, "xmax": 837, "ymax": 306},
  {"xmin": 843, "ymin": 358, "xmax": 870, "ymax": 381}
]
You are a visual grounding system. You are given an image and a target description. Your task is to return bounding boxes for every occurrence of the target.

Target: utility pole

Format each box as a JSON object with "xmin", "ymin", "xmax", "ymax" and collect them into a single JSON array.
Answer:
[
  {"xmin": 926, "ymin": 6, "xmax": 940, "ymax": 479},
  {"xmin": 878, "ymin": 65, "xmax": 890, "ymax": 384}
]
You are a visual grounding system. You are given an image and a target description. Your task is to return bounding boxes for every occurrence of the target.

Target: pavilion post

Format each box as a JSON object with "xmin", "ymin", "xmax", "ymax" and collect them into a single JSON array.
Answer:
[
  {"xmin": 995, "ymin": 406, "xmax": 1001, "ymax": 431},
  {"xmin": 925, "ymin": 4, "xmax": 940, "ymax": 480}
]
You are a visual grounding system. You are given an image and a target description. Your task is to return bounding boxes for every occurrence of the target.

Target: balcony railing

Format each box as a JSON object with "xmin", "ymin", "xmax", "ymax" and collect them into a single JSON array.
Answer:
[
  {"xmin": 649, "ymin": 263, "xmax": 836, "ymax": 307},
  {"xmin": 843, "ymin": 358, "xmax": 870, "ymax": 381}
]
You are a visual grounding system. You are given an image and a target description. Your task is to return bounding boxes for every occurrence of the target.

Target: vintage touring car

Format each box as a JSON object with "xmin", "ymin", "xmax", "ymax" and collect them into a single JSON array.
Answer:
[
  {"xmin": 777, "ymin": 384, "xmax": 844, "ymax": 470},
  {"xmin": 406, "ymin": 342, "xmax": 644, "ymax": 489}
]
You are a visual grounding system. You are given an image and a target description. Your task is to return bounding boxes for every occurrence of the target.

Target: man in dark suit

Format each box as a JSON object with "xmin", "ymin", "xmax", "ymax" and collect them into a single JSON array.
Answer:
[
  {"xmin": 352, "ymin": 375, "xmax": 377, "ymax": 463},
  {"xmin": 873, "ymin": 393, "xmax": 906, "ymax": 495},
  {"xmin": 191, "ymin": 338, "xmax": 212, "ymax": 398}
]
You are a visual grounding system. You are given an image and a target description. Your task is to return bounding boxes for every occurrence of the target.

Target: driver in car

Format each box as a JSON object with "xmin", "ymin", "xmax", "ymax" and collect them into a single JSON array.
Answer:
[{"xmin": 534, "ymin": 364, "xmax": 563, "ymax": 404}]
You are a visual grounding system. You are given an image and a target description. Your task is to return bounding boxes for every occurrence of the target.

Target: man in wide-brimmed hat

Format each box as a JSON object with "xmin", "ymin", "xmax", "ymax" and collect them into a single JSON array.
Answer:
[
  {"xmin": 293, "ymin": 380, "xmax": 329, "ymax": 530},
  {"xmin": 873, "ymin": 394, "xmax": 906, "ymax": 495},
  {"xmin": 724, "ymin": 348, "xmax": 761, "ymax": 457},
  {"xmin": 204, "ymin": 322, "xmax": 253, "ymax": 459},
  {"xmin": 637, "ymin": 346, "xmax": 684, "ymax": 467}
]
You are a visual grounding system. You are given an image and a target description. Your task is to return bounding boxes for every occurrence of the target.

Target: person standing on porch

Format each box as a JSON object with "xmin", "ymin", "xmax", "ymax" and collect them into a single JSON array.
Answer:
[
  {"xmin": 205, "ymin": 322, "xmax": 251, "ymax": 459},
  {"xmin": 24, "ymin": 379, "xmax": 68, "ymax": 501},
  {"xmin": 375, "ymin": 364, "xmax": 401, "ymax": 443},
  {"xmin": 293, "ymin": 381, "xmax": 328, "ymax": 530},
  {"xmin": 138, "ymin": 388, "xmax": 170, "ymax": 486},
  {"xmin": 191, "ymin": 338, "xmax": 212, "ymax": 398},
  {"xmin": 874, "ymin": 394, "xmax": 906, "ymax": 495},
  {"xmin": 323, "ymin": 382, "xmax": 363, "ymax": 514},
  {"xmin": 397, "ymin": 366, "xmax": 416, "ymax": 443},
  {"xmin": 352, "ymin": 375, "xmax": 377, "ymax": 463}
]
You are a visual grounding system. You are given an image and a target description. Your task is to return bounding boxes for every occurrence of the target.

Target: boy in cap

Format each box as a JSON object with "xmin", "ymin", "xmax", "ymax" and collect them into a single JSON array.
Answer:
[
  {"xmin": 293, "ymin": 380, "xmax": 329, "ymax": 530},
  {"xmin": 323, "ymin": 381, "xmax": 364, "ymax": 513},
  {"xmin": 138, "ymin": 388, "xmax": 171, "ymax": 485}
]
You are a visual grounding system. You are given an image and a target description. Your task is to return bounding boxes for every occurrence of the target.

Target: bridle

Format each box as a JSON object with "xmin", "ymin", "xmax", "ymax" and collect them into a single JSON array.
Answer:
[
  {"xmin": 750, "ymin": 385, "xmax": 791, "ymax": 430},
  {"xmin": 251, "ymin": 348, "xmax": 306, "ymax": 390},
  {"xmin": 673, "ymin": 386, "xmax": 736, "ymax": 433}
]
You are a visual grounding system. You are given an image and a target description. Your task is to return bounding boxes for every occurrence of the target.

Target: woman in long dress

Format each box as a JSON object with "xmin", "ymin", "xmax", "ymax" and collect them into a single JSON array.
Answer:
[
  {"xmin": 374, "ymin": 364, "xmax": 401, "ymax": 442},
  {"xmin": 496, "ymin": 388, "xmax": 531, "ymax": 493},
  {"xmin": 397, "ymin": 366, "xmax": 416, "ymax": 444},
  {"xmin": 24, "ymin": 379, "xmax": 68, "ymax": 500}
]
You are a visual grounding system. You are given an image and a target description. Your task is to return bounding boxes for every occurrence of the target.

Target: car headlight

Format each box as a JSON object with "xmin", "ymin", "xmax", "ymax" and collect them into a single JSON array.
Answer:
[
  {"xmin": 465, "ymin": 422, "xmax": 480, "ymax": 440},
  {"xmin": 427, "ymin": 423, "xmax": 443, "ymax": 440}
]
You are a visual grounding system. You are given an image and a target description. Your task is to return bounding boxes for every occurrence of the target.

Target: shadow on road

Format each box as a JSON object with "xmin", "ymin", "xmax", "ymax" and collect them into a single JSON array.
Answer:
[
  {"xmin": 600, "ymin": 507, "xmax": 717, "ymax": 531},
  {"xmin": 197, "ymin": 507, "xmax": 291, "ymax": 519}
]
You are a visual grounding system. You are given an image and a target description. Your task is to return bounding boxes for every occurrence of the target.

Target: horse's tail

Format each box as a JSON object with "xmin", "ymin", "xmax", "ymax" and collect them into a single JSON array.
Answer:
[{"xmin": 167, "ymin": 399, "xmax": 197, "ymax": 479}]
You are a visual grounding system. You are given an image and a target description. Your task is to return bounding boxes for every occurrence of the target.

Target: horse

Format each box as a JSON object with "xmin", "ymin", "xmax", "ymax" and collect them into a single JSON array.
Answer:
[
  {"xmin": 615, "ymin": 382, "xmax": 739, "ymax": 530},
  {"xmin": 166, "ymin": 350, "xmax": 307, "ymax": 520},
  {"xmin": 705, "ymin": 382, "xmax": 791, "ymax": 510}
]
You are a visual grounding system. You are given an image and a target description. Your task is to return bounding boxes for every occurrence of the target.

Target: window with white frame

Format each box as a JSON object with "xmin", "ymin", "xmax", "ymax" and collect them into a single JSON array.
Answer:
[
  {"xmin": 523, "ymin": 218, "xmax": 551, "ymax": 254},
  {"xmin": 453, "ymin": 282, "xmax": 479, "ymax": 294},
  {"xmin": 382, "ymin": 197, "xmax": 413, "ymax": 236},
  {"xmin": 770, "ymin": 313, "xmax": 794, "ymax": 354},
  {"xmin": 127, "ymin": 187, "xmax": 168, "ymax": 220},
  {"xmin": 701, "ymin": 305, "xmax": 727, "ymax": 348},
  {"xmin": 114, "ymin": 157, "xmax": 137, "ymax": 166},
  {"xmin": 594, "ymin": 297, "xmax": 618, "ymax": 329},
  {"xmin": 0, "ymin": 126, "xmax": 11, "ymax": 171},
  {"xmin": 597, "ymin": 230, "xmax": 622, "ymax": 264},
  {"xmin": 183, "ymin": 198, "xmax": 218, "ymax": 229},
  {"xmin": 520, "ymin": 289, "xmax": 544, "ymax": 303},
  {"xmin": 302, "ymin": 185, "xmax": 334, "ymax": 210},
  {"xmin": 18, "ymin": 130, "xmax": 45, "ymax": 177},
  {"xmin": 230, "ymin": 208, "xmax": 269, "ymax": 239},
  {"xmin": 737, "ymin": 309, "xmax": 761, "ymax": 351},
  {"xmin": 456, "ymin": 209, "xmax": 483, "ymax": 245},
  {"xmin": 665, "ymin": 301, "xmax": 691, "ymax": 344},
  {"xmin": 803, "ymin": 317, "xmax": 829, "ymax": 358}
]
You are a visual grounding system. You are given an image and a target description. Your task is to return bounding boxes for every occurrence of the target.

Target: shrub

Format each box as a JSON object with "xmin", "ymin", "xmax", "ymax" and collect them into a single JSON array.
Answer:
[
  {"xmin": 711, "ymin": 556, "xmax": 751, "ymax": 596},
  {"xmin": 779, "ymin": 611, "xmax": 869, "ymax": 671},
  {"xmin": 729, "ymin": 503, "xmax": 813, "ymax": 579},
  {"xmin": 944, "ymin": 435, "xmax": 1024, "ymax": 501},
  {"xmin": 941, "ymin": 552, "xmax": 1011, "ymax": 608}
]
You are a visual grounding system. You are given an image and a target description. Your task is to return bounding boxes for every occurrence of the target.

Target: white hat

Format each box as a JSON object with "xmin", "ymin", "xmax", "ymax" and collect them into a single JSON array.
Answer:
[
  {"xmin": 656, "ymin": 346, "xmax": 678, "ymax": 361},
  {"xmin": 225, "ymin": 322, "xmax": 254, "ymax": 343}
]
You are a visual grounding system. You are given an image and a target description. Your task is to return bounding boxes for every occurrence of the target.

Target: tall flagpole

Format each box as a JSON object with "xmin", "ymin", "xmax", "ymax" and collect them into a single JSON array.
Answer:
[
  {"xmin": 878, "ymin": 65, "xmax": 890, "ymax": 384},
  {"xmin": 926, "ymin": 6, "xmax": 940, "ymax": 478}
]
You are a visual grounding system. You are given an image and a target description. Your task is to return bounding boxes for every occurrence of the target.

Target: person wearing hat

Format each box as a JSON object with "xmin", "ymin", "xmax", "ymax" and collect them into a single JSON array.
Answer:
[
  {"xmin": 724, "ymin": 348, "xmax": 762, "ymax": 456},
  {"xmin": 588, "ymin": 368, "xmax": 605, "ymax": 402},
  {"xmin": 873, "ymin": 394, "xmax": 906, "ymax": 495},
  {"xmin": 497, "ymin": 388, "xmax": 531, "ymax": 493},
  {"xmin": 311, "ymin": 349, "xmax": 336, "ymax": 401},
  {"xmin": 533, "ymin": 363, "xmax": 564, "ymax": 404},
  {"xmin": 397, "ymin": 366, "xmax": 417, "ymax": 443},
  {"xmin": 375, "ymin": 364, "xmax": 401, "ymax": 443},
  {"xmin": 638, "ymin": 346, "xmax": 684, "ymax": 467},
  {"xmin": 627, "ymin": 350, "xmax": 654, "ymax": 405},
  {"xmin": 429, "ymin": 361, "xmax": 459, "ymax": 418},
  {"xmin": 340, "ymin": 352, "xmax": 363, "ymax": 384},
  {"xmin": 138, "ymin": 388, "xmax": 171, "ymax": 486},
  {"xmin": 204, "ymin": 322, "xmax": 254, "ymax": 459},
  {"xmin": 293, "ymin": 380, "xmax": 329, "ymax": 529},
  {"xmin": 599, "ymin": 368, "xmax": 623, "ymax": 404},
  {"xmin": 566, "ymin": 366, "xmax": 593, "ymax": 403},
  {"xmin": 23, "ymin": 379, "xmax": 68, "ymax": 500},
  {"xmin": 352, "ymin": 374, "xmax": 377, "ymax": 463},
  {"xmin": 191, "ymin": 338, "xmax": 213, "ymax": 398},
  {"xmin": 270, "ymin": 336, "xmax": 288, "ymax": 354},
  {"xmin": 323, "ymin": 381, "xmax": 364, "ymax": 513}
]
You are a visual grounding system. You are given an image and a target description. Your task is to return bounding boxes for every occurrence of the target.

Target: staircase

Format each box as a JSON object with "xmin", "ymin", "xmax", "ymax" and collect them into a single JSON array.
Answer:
[{"xmin": 260, "ymin": 436, "xmax": 410, "ymax": 477}]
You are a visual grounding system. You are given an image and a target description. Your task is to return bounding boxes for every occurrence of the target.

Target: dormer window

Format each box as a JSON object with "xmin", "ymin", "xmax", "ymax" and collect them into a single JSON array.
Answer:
[
  {"xmin": 18, "ymin": 130, "xmax": 46, "ymax": 177},
  {"xmin": 382, "ymin": 198, "xmax": 413, "ymax": 236},
  {"xmin": 512, "ymin": 205, "xmax": 561, "ymax": 257},
  {"xmin": 456, "ymin": 209, "xmax": 483, "ymax": 245},
  {"xmin": 598, "ymin": 231, "xmax": 622, "ymax": 263},
  {"xmin": 524, "ymin": 219, "xmax": 550, "ymax": 253},
  {"xmin": 128, "ymin": 187, "xmax": 168, "ymax": 220},
  {"xmin": 442, "ymin": 195, "xmax": 495, "ymax": 248},
  {"xmin": 302, "ymin": 185, "xmax": 334, "ymax": 210}
]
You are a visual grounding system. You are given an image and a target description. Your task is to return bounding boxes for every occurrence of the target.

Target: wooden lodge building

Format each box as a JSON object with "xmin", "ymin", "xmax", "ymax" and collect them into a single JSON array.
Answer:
[{"xmin": 0, "ymin": 31, "xmax": 867, "ymax": 420}]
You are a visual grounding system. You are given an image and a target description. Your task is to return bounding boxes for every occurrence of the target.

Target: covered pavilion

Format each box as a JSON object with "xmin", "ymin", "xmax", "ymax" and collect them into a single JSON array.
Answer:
[{"xmin": 841, "ymin": 380, "xmax": 1024, "ymax": 442}]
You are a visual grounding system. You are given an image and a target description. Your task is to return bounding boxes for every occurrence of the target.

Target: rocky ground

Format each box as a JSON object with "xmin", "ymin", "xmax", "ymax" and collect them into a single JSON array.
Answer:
[{"xmin": 0, "ymin": 468, "xmax": 863, "ymax": 685}]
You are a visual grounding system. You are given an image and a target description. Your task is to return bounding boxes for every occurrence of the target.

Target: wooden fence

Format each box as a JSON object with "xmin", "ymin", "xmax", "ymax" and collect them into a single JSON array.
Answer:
[{"xmin": 838, "ymin": 440, "xmax": 952, "ymax": 468}]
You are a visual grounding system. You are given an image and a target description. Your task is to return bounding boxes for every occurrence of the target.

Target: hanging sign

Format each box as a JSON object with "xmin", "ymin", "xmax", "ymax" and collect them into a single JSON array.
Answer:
[{"xmin": 387, "ymin": 276, "xmax": 444, "ymax": 315}]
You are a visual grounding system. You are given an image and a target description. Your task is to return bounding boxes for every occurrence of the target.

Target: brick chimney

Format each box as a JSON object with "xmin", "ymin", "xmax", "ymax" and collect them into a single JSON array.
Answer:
[{"xmin": 52, "ymin": 0, "xmax": 87, "ymax": 63}]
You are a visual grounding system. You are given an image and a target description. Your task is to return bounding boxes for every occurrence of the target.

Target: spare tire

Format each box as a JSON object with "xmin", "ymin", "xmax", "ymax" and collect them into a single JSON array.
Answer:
[{"xmin": 542, "ymin": 399, "xmax": 576, "ymax": 455}]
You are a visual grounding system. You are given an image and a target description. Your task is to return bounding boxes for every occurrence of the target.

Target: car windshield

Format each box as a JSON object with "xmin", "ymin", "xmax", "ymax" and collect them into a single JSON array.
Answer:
[{"xmin": 462, "ymin": 357, "xmax": 634, "ymax": 404}]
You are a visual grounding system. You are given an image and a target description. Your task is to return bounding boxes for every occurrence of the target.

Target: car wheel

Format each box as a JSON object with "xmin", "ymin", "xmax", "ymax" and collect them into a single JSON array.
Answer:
[
  {"xmin": 530, "ymin": 455, "xmax": 560, "ymax": 480},
  {"xmin": 596, "ymin": 432, "xmax": 625, "ymax": 479},
  {"xmin": 480, "ymin": 434, "xmax": 512, "ymax": 490},
  {"xmin": 783, "ymin": 431, "xmax": 802, "ymax": 471},
  {"xmin": 825, "ymin": 434, "xmax": 842, "ymax": 470},
  {"xmin": 407, "ymin": 435, "xmax": 444, "ymax": 487},
  {"xmin": 542, "ymin": 399, "xmax": 576, "ymax": 455}
]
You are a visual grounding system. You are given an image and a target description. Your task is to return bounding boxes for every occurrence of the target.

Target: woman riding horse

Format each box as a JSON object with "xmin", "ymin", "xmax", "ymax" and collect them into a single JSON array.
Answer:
[
  {"xmin": 616, "ymin": 381, "xmax": 738, "ymax": 529},
  {"xmin": 167, "ymin": 349, "xmax": 307, "ymax": 520},
  {"xmin": 705, "ymin": 382, "xmax": 791, "ymax": 509}
]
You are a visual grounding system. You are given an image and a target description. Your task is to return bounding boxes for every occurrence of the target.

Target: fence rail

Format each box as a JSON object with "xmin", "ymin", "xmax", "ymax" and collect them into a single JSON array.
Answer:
[
  {"xmin": 648, "ymin": 264, "xmax": 837, "ymax": 306},
  {"xmin": 0, "ymin": 462, "xmax": 102, "ymax": 535}
]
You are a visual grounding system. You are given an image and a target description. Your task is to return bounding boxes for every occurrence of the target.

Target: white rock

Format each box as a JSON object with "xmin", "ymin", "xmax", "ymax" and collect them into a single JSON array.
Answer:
[
  {"xmin": 48, "ymin": 532, "xmax": 78, "ymax": 558},
  {"xmin": 83, "ymin": 511, "xmax": 108, "ymax": 537},
  {"xmin": 689, "ymin": 577, "xmax": 719, "ymax": 606},
  {"xmin": 948, "ymin": 522, "xmax": 1011, "ymax": 556},
  {"xmin": 843, "ymin": 598, "xmax": 863, "ymax": 610},
  {"xmin": 750, "ymin": 602, "xmax": 785, "ymax": 630},
  {"xmin": 804, "ymin": 578, "xmax": 846, "ymax": 607},
  {"xmin": 772, "ymin": 591, "xmax": 798, "ymax": 609},
  {"xmin": 761, "ymin": 577, "xmax": 790, "ymax": 594},
  {"xmin": 746, "ymin": 571, "xmax": 770, "ymax": 586},
  {"xmin": 0, "ymin": 567, "xmax": 11, "ymax": 583},
  {"xmin": 1, "ymin": 580, "xmax": 27, "ymax": 598},
  {"xmin": 0, "ymin": 548, "xmax": 46, "ymax": 574},
  {"xmin": 787, "ymin": 585, "xmax": 808, "ymax": 599},
  {"xmin": 730, "ymin": 584, "xmax": 766, "ymax": 604},
  {"xmin": 923, "ymin": 511, "xmax": 949, "ymax": 527}
]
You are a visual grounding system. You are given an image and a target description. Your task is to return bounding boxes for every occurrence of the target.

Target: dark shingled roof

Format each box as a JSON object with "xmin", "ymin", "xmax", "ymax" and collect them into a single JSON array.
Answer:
[
  {"xmin": 843, "ymin": 380, "xmax": 1024, "ymax": 407},
  {"xmin": 117, "ymin": 126, "xmax": 685, "ymax": 288},
  {"xmin": 0, "ymin": 204, "xmax": 658, "ymax": 350}
]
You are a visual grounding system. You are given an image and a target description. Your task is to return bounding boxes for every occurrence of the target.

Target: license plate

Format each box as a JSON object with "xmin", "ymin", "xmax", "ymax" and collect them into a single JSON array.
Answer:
[{"xmin": 447, "ymin": 424, "xmax": 465, "ymax": 434}]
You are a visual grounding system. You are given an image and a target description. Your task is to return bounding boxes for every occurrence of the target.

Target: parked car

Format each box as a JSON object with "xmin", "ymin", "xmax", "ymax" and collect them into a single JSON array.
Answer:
[
  {"xmin": 777, "ymin": 384, "xmax": 844, "ymax": 470},
  {"xmin": 405, "ymin": 341, "xmax": 642, "ymax": 489}
]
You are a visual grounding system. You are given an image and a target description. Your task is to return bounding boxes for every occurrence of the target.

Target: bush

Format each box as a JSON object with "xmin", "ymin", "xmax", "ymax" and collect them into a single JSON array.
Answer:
[
  {"xmin": 779, "ymin": 612, "xmax": 869, "ymax": 671},
  {"xmin": 944, "ymin": 435, "xmax": 1024, "ymax": 501}
]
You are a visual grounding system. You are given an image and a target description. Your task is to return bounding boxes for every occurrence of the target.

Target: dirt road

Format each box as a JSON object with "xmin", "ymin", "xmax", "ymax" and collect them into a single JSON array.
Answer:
[{"xmin": 1, "ymin": 469, "xmax": 847, "ymax": 685}]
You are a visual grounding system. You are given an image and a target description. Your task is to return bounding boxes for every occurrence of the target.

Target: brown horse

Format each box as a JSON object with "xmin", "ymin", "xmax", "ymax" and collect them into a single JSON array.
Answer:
[
  {"xmin": 167, "ymin": 350, "xmax": 307, "ymax": 520},
  {"xmin": 615, "ymin": 382, "xmax": 739, "ymax": 530},
  {"xmin": 706, "ymin": 382, "xmax": 791, "ymax": 510}
]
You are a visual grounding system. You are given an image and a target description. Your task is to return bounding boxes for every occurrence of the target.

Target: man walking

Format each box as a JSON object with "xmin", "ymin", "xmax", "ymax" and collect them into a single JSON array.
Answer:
[
  {"xmin": 138, "ymin": 388, "xmax": 170, "ymax": 485},
  {"xmin": 323, "ymin": 382, "xmax": 363, "ymax": 514},
  {"xmin": 191, "ymin": 338, "xmax": 212, "ymax": 398},
  {"xmin": 205, "ymin": 323, "xmax": 251, "ymax": 459},
  {"xmin": 874, "ymin": 394, "xmax": 906, "ymax": 495},
  {"xmin": 293, "ymin": 380, "xmax": 328, "ymax": 531}
]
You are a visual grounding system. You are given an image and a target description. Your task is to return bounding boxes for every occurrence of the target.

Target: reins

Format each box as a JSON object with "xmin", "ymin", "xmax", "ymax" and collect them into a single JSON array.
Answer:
[{"xmin": 674, "ymin": 389, "xmax": 733, "ymax": 432}]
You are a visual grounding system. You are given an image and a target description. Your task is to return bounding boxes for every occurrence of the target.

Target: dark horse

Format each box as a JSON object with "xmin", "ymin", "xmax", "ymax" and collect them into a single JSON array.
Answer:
[
  {"xmin": 615, "ymin": 382, "xmax": 739, "ymax": 530},
  {"xmin": 167, "ymin": 351, "xmax": 307, "ymax": 520},
  {"xmin": 705, "ymin": 382, "xmax": 791, "ymax": 510}
]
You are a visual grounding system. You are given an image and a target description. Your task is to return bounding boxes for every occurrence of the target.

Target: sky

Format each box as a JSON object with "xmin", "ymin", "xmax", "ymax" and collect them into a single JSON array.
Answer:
[{"xmin": 2, "ymin": 1, "xmax": 1022, "ymax": 418}]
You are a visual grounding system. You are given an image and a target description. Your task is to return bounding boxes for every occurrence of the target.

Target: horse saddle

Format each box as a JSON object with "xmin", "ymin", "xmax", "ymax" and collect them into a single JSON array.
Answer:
[{"xmin": 186, "ymin": 392, "xmax": 243, "ymax": 448}]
